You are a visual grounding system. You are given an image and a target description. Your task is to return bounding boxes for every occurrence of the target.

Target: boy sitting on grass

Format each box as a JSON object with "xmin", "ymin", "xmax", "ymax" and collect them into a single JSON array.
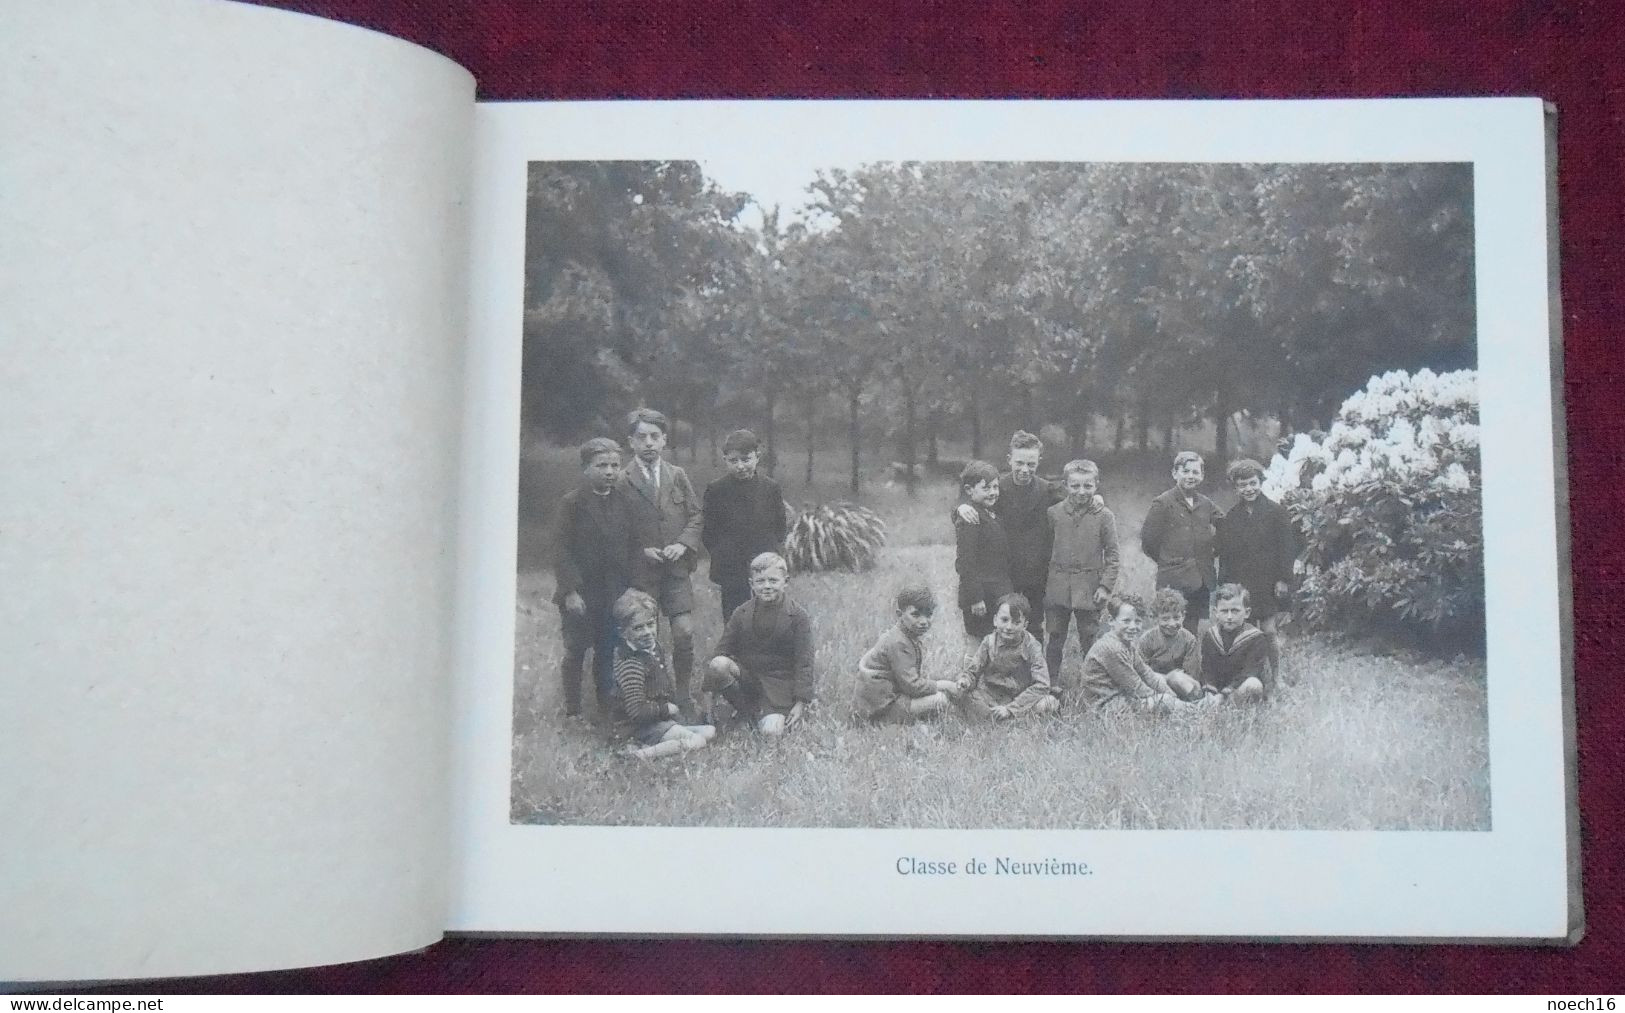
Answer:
[
  {"xmin": 1200, "ymin": 583, "xmax": 1272, "ymax": 703},
  {"xmin": 1215, "ymin": 458, "xmax": 1299, "ymax": 683},
  {"xmin": 1136, "ymin": 588, "xmax": 1206, "ymax": 702},
  {"xmin": 956, "ymin": 593, "xmax": 1059, "ymax": 722},
  {"xmin": 1080, "ymin": 594, "xmax": 1208, "ymax": 713},
  {"xmin": 855, "ymin": 584, "xmax": 960, "ymax": 725},
  {"xmin": 705, "ymin": 552, "xmax": 814, "ymax": 736},
  {"xmin": 610, "ymin": 590, "xmax": 717, "ymax": 760},
  {"xmin": 701, "ymin": 428, "xmax": 788, "ymax": 623},
  {"xmin": 953, "ymin": 460, "xmax": 1013, "ymax": 643}
]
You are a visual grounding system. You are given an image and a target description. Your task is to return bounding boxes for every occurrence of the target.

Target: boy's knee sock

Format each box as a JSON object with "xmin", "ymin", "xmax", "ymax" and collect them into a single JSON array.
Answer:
[
  {"xmin": 672, "ymin": 636, "xmax": 694, "ymax": 699},
  {"xmin": 560, "ymin": 649, "xmax": 586, "ymax": 714}
]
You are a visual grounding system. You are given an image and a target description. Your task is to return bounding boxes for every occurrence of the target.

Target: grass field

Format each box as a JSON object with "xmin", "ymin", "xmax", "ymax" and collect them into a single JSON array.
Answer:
[{"xmin": 511, "ymin": 448, "xmax": 1489, "ymax": 830}]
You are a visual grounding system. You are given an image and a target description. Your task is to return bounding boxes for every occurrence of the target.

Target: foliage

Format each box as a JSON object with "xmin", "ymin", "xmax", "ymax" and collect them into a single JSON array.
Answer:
[
  {"xmin": 783, "ymin": 502, "xmax": 887, "ymax": 572},
  {"xmin": 1263, "ymin": 368, "xmax": 1482, "ymax": 643}
]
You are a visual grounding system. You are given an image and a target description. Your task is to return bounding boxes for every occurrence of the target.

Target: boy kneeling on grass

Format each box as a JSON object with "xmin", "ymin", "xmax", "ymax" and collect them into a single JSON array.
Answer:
[
  {"xmin": 956, "ymin": 593, "xmax": 1059, "ymax": 722},
  {"xmin": 1200, "ymin": 582, "xmax": 1272, "ymax": 703},
  {"xmin": 611, "ymin": 589, "xmax": 717, "ymax": 760},
  {"xmin": 855, "ymin": 584, "xmax": 960, "ymax": 725},
  {"xmin": 705, "ymin": 552, "xmax": 814, "ymax": 736},
  {"xmin": 1081, "ymin": 593, "xmax": 1209, "ymax": 713}
]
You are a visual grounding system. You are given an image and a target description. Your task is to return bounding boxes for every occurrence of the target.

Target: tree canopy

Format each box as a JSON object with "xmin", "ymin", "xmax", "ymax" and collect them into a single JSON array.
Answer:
[{"xmin": 521, "ymin": 159, "xmax": 1475, "ymax": 490}]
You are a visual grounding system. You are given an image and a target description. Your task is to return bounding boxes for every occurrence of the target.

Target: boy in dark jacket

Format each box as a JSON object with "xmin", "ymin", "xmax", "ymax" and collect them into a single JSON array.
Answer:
[
  {"xmin": 705, "ymin": 552, "xmax": 815, "ymax": 736},
  {"xmin": 553, "ymin": 437, "xmax": 641, "ymax": 718},
  {"xmin": 701, "ymin": 429, "xmax": 787, "ymax": 623},
  {"xmin": 952, "ymin": 431, "xmax": 1063, "ymax": 644},
  {"xmin": 1200, "ymin": 583, "xmax": 1272, "ymax": 702},
  {"xmin": 1140, "ymin": 450, "xmax": 1223, "ymax": 634},
  {"xmin": 953, "ymin": 460, "xmax": 1013, "ymax": 642},
  {"xmin": 1215, "ymin": 458, "xmax": 1299, "ymax": 681}
]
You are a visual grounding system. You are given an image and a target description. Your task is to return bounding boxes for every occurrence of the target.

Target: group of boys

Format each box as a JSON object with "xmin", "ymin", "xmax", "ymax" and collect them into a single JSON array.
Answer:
[
  {"xmin": 553, "ymin": 409, "xmax": 806, "ymax": 758},
  {"xmin": 854, "ymin": 433, "xmax": 1299, "ymax": 727},
  {"xmin": 556, "ymin": 414, "xmax": 1301, "ymax": 758}
]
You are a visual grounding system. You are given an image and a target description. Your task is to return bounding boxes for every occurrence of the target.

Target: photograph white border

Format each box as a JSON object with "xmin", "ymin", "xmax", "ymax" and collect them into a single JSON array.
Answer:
[{"xmin": 448, "ymin": 99, "xmax": 1573, "ymax": 939}]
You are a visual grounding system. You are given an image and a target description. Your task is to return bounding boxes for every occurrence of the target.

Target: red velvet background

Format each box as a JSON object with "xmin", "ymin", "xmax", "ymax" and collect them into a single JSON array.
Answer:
[{"xmin": 189, "ymin": 0, "xmax": 1619, "ymax": 993}]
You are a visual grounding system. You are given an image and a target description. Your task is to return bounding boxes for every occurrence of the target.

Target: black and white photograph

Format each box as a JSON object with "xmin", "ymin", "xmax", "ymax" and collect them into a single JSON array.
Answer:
[{"xmin": 509, "ymin": 154, "xmax": 1488, "ymax": 832}]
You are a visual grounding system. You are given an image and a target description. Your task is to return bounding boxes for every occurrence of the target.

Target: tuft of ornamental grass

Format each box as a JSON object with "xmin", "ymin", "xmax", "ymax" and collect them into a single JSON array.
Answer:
[{"xmin": 784, "ymin": 502, "xmax": 887, "ymax": 572}]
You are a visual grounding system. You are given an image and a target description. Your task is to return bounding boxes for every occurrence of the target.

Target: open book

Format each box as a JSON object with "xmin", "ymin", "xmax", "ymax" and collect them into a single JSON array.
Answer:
[{"xmin": 2, "ymin": 0, "xmax": 1579, "ymax": 981}]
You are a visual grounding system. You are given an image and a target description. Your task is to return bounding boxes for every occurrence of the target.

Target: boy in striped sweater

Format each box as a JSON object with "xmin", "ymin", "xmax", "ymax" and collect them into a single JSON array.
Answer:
[{"xmin": 610, "ymin": 589, "xmax": 717, "ymax": 760}]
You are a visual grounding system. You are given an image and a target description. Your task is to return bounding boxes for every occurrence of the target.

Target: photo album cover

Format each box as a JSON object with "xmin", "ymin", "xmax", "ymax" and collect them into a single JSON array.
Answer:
[{"xmin": 3, "ymin": 0, "xmax": 1578, "ymax": 982}]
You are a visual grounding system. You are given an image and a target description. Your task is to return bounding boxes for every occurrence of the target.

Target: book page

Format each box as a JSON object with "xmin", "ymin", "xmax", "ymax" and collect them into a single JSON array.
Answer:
[
  {"xmin": 0, "ymin": 1, "xmax": 473, "ymax": 979},
  {"xmin": 449, "ymin": 99, "xmax": 1576, "ymax": 941}
]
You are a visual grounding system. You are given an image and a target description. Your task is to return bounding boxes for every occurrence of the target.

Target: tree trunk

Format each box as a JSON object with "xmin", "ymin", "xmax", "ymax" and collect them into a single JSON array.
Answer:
[
  {"xmin": 969, "ymin": 386, "xmax": 983, "ymax": 459},
  {"xmin": 1136, "ymin": 399, "xmax": 1150, "ymax": 452},
  {"xmin": 1213, "ymin": 394, "xmax": 1231, "ymax": 462},
  {"xmin": 1113, "ymin": 413, "xmax": 1127, "ymax": 454},
  {"xmin": 1024, "ymin": 386, "xmax": 1038, "ymax": 434},
  {"xmin": 804, "ymin": 391, "xmax": 817, "ymax": 486},
  {"xmin": 926, "ymin": 408, "xmax": 940, "ymax": 468},
  {"xmin": 1075, "ymin": 398, "xmax": 1091, "ymax": 458},
  {"xmin": 848, "ymin": 386, "xmax": 862, "ymax": 494},
  {"xmin": 763, "ymin": 389, "xmax": 778, "ymax": 475},
  {"xmin": 1163, "ymin": 419, "xmax": 1176, "ymax": 452},
  {"xmin": 708, "ymin": 416, "xmax": 718, "ymax": 465},
  {"xmin": 668, "ymin": 406, "xmax": 678, "ymax": 458},
  {"xmin": 901, "ymin": 373, "xmax": 918, "ymax": 497}
]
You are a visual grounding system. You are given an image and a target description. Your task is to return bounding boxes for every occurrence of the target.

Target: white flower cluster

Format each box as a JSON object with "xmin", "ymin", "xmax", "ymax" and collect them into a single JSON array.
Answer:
[{"xmin": 1261, "ymin": 368, "xmax": 1479, "ymax": 500}]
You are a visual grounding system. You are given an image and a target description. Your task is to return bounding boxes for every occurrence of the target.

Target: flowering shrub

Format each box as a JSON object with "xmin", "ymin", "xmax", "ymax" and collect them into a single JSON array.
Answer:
[
  {"xmin": 784, "ymin": 502, "xmax": 887, "ymax": 572},
  {"xmin": 1263, "ymin": 368, "xmax": 1482, "ymax": 643}
]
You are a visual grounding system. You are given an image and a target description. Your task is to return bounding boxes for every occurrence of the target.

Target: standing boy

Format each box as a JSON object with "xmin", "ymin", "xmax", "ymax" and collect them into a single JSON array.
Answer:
[
  {"xmin": 1214, "ymin": 458, "xmax": 1298, "ymax": 681},
  {"xmin": 1042, "ymin": 459, "xmax": 1120, "ymax": 690},
  {"xmin": 1140, "ymin": 450, "xmax": 1223, "ymax": 633},
  {"xmin": 620, "ymin": 408, "xmax": 704, "ymax": 715},
  {"xmin": 552, "ymin": 437, "xmax": 640, "ymax": 718},
  {"xmin": 706, "ymin": 552, "xmax": 815, "ymax": 735},
  {"xmin": 701, "ymin": 429, "xmax": 788, "ymax": 623},
  {"xmin": 954, "ymin": 430, "xmax": 1105, "ymax": 646},
  {"xmin": 953, "ymin": 460, "xmax": 1013, "ymax": 642}
]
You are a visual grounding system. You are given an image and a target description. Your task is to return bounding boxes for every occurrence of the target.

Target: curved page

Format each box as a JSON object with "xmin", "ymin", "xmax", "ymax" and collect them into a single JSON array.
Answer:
[{"xmin": 0, "ymin": 1, "xmax": 473, "ymax": 979}]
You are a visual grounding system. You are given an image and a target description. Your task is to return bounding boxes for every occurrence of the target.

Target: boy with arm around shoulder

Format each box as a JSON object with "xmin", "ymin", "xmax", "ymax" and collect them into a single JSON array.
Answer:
[
  {"xmin": 953, "ymin": 460, "xmax": 1014, "ymax": 642},
  {"xmin": 854, "ymin": 584, "xmax": 959, "ymax": 724}
]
